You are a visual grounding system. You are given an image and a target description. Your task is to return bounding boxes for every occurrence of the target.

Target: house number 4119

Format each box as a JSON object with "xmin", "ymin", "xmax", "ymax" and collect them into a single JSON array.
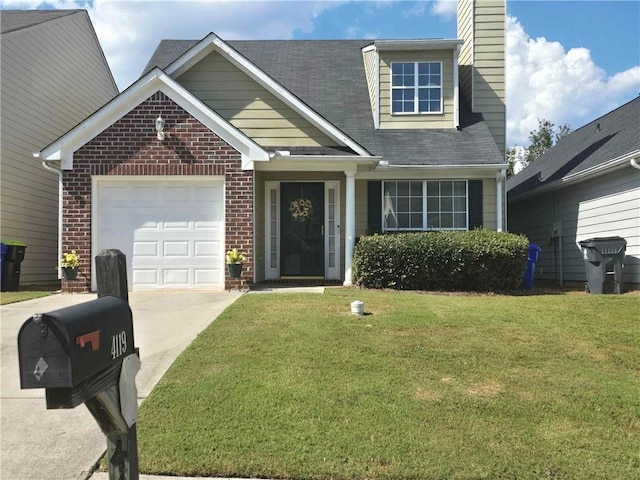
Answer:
[{"xmin": 111, "ymin": 331, "xmax": 127, "ymax": 360}]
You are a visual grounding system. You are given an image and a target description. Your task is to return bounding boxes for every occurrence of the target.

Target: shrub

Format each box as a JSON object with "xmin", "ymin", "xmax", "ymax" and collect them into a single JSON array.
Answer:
[{"xmin": 352, "ymin": 230, "xmax": 529, "ymax": 292}]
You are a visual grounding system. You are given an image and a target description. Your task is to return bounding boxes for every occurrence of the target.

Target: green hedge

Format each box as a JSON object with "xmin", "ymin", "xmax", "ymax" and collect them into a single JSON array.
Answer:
[{"xmin": 352, "ymin": 230, "xmax": 529, "ymax": 292}]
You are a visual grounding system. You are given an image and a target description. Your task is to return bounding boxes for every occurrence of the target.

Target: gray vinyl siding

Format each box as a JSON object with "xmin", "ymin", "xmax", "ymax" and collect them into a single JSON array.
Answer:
[
  {"xmin": 508, "ymin": 167, "xmax": 640, "ymax": 288},
  {"xmin": 177, "ymin": 51, "xmax": 338, "ymax": 147},
  {"xmin": 0, "ymin": 11, "xmax": 117, "ymax": 285}
]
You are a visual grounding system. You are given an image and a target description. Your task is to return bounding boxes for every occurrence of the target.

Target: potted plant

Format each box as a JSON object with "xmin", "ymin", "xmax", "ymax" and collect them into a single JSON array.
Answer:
[
  {"xmin": 59, "ymin": 250, "xmax": 80, "ymax": 280},
  {"xmin": 225, "ymin": 248, "xmax": 247, "ymax": 279}
]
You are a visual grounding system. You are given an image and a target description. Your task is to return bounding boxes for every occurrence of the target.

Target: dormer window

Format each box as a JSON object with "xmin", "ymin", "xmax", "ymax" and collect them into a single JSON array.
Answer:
[{"xmin": 391, "ymin": 61, "xmax": 442, "ymax": 114}]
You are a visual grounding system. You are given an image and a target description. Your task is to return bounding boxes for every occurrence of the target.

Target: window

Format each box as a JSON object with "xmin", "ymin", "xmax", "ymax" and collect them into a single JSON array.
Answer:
[
  {"xmin": 391, "ymin": 62, "xmax": 442, "ymax": 114},
  {"xmin": 383, "ymin": 180, "xmax": 467, "ymax": 231}
]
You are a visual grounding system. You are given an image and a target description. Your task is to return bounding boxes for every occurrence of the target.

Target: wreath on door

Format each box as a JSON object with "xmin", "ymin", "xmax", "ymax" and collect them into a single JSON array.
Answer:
[{"xmin": 289, "ymin": 197, "xmax": 314, "ymax": 222}]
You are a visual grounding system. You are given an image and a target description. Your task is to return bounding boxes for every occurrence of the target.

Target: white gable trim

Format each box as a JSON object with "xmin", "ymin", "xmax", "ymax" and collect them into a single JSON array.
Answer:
[
  {"xmin": 38, "ymin": 67, "xmax": 269, "ymax": 170},
  {"xmin": 165, "ymin": 33, "xmax": 372, "ymax": 157}
]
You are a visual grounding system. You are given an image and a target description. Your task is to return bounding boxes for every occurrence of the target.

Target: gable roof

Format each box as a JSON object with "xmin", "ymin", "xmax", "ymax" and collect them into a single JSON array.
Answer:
[
  {"xmin": 143, "ymin": 37, "xmax": 504, "ymax": 167},
  {"xmin": 1, "ymin": 9, "xmax": 81, "ymax": 34},
  {"xmin": 38, "ymin": 68, "xmax": 269, "ymax": 170},
  {"xmin": 507, "ymin": 96, "xmax": 640, "ymax": 199}
]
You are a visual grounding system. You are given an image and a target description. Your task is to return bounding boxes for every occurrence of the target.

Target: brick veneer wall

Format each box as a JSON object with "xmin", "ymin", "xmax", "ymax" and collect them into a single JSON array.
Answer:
[{"xmin": 61, "ymin": 91, "xmax": 253, "ymax": 292}]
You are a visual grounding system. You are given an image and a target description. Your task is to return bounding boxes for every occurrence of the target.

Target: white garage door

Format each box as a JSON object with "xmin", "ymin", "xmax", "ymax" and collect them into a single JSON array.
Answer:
[{"xmin": 95, "ymin": 179, "xmax": 224, "ymax": 290}]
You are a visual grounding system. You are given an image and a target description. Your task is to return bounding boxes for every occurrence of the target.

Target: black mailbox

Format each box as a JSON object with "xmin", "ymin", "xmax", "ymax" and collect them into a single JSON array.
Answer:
[{"xmin": 18, "ymin": 295, "xmax": 134, "ymax": 390}]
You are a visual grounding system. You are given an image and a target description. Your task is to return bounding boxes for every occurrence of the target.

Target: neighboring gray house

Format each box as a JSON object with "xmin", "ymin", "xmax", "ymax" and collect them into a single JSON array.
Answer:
[
  {"xmin": 507, "ymin": 97, "xmax": 640, "ymax": 290},
  {"xmin": 1, "ymin": 10, "xmax": 118, "ymax": 285}
]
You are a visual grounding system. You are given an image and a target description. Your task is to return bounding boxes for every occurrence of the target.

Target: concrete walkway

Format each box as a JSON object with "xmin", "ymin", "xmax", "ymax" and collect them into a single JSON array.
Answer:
[{"xmin": 1, "ymin": 290, "xmax": 241, "ymax": 480}]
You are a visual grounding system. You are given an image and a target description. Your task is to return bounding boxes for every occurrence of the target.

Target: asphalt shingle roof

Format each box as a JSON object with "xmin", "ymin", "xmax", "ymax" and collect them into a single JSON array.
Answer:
[
  {"xmin": 507, "ymin": 96, "xmax": 640, "ymax": 198},
  {"xmin": 1, "ymin": 10, "xmax": 81, "ymax": 34},
  {"xmin": 143, "ymin": 38, "xmax": 503, "ymax": 166}
]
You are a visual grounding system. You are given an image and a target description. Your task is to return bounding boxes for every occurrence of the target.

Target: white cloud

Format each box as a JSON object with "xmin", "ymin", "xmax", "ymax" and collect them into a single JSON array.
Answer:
[
  {"xmin": 506, "ymin": 15, "xmax": 640, "ymax": 146},
  {"xmin": 0, "ymin": 0, "xmax": 343, "ymax": 89},
  {"xmin": 430, "ymin": 0, "xmax": 456, "ymax": 19},
  {"xmin": 3, "ymin": 1, "xmax": 637, "ymax": 148},
  {"xmin": 88, "ymin": 0, "xmax": 344, "ymax": 89}
]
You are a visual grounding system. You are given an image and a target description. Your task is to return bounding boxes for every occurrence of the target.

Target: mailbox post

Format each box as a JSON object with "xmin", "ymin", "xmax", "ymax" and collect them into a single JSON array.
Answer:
[{"xmin": 17, "ymin": 249, "xmax": 140, "ymax": 480}]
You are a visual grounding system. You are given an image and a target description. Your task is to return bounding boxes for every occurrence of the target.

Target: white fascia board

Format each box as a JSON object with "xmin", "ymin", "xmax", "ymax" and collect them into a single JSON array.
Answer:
[
  {"xmin": 376, "ymin": 163, "xmax": 508, "ymax": 170},
  {"xmin": 509, "ymin": 151, "xmax": 640, "ymax": 202},
  {"xmin": 164, "ymin": 32, "xmax": 220, "ymax": 79},
  {"xmin": 358, "ymin": 163, "xmax": 507, "ymax": 180},
  {"xmin": 39, "ymin": 68, "xmax": 268, "ymax": 170},
  {"xmin": 374, "ymin": 39, "xmax": 464, "ymax": 51},
  {"xmin": 165, "ymin": 34, "xmax": 372, "ymax": 158},
  {"xmin": 256, "ymin": 155, "xmax": 381, "ymax": 172}
]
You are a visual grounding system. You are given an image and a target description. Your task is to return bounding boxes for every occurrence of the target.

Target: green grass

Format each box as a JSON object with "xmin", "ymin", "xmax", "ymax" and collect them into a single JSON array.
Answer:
[
  {"xmin": 0, "ymin": 290, "xmax": 55, "ymax": 305},
  {"xmin": 138, "ymin": 289, "xmax": 640, "ymax": 480}
]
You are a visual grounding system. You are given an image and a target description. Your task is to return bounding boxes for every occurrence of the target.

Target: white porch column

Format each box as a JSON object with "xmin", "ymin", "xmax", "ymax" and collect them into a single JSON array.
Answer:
[
  {"xmin": 343, "ymin": 170, "xmax": 356, "ymax": 286},
  {"xmin": 496, "ymin": 169, "xmax": 506, "ymax": 232}
]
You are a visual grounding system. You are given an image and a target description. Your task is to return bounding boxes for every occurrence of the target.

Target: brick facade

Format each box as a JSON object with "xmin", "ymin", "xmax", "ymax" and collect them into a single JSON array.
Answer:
[{"xmin": 61, "ymin": 92, "xmax": 253, "ymax": 292}]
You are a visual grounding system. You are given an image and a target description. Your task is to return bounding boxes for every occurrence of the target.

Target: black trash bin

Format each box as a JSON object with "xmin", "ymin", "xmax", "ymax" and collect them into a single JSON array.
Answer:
[
  {"xmin": 1, "ymin": 241, "xmax": 27, "ymax": 291},
  {"xmin": 0, "ymin": 243, "xmax": 7, "ymax": 290},
  {"xmin": 578, "ymin": 236, "xmax": 626, "ymax": 294}
]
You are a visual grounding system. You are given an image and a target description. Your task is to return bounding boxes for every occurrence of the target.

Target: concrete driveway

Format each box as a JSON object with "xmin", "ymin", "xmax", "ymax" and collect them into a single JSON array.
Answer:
[{"xmin": 1, "ymin": 290, "xmax": 241, "ymax": 480}]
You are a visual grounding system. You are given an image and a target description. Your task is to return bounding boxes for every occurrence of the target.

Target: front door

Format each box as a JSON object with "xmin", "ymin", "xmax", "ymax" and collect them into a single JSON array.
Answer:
[{"xmin": 280, "ymin": 182, "xmax": 324, "ymax": 276}]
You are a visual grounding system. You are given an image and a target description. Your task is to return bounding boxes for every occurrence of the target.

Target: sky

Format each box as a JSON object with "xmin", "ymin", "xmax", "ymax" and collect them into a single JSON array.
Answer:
[{"xmin": 1, "ymin": 0, "xmax": 639, "ymax": 147}]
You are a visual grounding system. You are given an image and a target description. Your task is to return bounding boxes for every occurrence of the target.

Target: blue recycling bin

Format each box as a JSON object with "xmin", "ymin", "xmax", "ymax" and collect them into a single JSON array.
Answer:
[{"xmin": 523, "ymin": 243, "xmax": 541, "ymax": 291}]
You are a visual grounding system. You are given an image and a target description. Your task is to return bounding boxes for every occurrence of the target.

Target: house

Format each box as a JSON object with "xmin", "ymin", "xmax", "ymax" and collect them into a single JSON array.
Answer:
[
  {"xmin": 37, "ymin": 0, "xmax": 507, "ymax": 292},
  {"xmin": 507, "ymin": 97, "xmax": 640, "ymax": 290},
  {"xmin": 1, "ymin": 10, "xmax": 118, "ymax": 286}
]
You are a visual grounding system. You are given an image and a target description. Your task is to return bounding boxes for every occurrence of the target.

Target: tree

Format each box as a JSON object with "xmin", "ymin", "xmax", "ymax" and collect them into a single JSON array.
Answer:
[{"xmin": 511, "ymin": 118, "xmax": 572, "ymax": 175}]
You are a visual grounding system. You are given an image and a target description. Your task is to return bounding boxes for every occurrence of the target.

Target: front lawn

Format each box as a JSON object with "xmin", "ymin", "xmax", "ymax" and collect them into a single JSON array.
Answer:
[
  {"xmin": 0, "ymin": 290, "xmax": 55, "ymax": 305},
  {"xmin": 138, "ymin": 289, "xmax": 639, "ymax": 480}
]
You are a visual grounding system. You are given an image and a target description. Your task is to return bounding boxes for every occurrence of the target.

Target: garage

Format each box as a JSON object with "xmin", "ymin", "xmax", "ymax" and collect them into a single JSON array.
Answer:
[{"xmin": 94, "ymin": 178, "xmax": 225, "ymax": 290}]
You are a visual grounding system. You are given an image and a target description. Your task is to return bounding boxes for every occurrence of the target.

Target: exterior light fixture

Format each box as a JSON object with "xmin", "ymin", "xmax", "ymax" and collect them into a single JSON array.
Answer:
[{"xmin": 155, "ymin": 115, "xmax": 165, "ymax": 141}]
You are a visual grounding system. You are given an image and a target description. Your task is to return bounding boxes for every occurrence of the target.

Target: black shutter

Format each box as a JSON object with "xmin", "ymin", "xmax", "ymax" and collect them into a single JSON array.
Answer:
[
  {"xmin": 468, "ymin": 180, "xmax": 483, "ymax": 229},
  {"xmin": 367, "ymin": 181, "xmax": 382, "ymax": 234}
]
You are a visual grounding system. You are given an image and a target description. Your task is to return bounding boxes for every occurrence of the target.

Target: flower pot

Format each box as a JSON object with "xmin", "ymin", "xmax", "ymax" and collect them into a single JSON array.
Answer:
[
  {"xmin": 227, "ymin": 263, "xmax": 243, "ymax": 279},
  {"xmin": 61, "ymin": 267, "xmax": 78, "ymax": 280}
]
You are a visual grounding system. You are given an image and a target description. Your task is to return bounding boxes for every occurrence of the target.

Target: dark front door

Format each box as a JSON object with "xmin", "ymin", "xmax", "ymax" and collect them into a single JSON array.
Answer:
[{"xmin": 280, "ymin": 182, "xmax": 324, "ymax": 276}]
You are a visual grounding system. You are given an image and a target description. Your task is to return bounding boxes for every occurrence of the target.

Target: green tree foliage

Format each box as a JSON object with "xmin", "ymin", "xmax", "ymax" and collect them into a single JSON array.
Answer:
[{"xmin": 508, "ymin": 119, "xmax": 572, "ymax": 177}]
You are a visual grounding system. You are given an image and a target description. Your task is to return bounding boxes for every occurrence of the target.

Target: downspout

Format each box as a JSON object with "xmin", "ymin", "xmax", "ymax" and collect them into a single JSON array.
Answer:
[
  {"xmin": 631, "ymin": 158, "xmax": 640, "ymax": 170},
  {"xmin": 453, "ymin": 45, "xmax": 460, "ymax": 129},
  {"xmin": 496, "ymin": 169, "xmax": 506, "ymax": 232},
  {"xmin": 38, "ymin": 156, "xmax": 63, "ymax": 280}
]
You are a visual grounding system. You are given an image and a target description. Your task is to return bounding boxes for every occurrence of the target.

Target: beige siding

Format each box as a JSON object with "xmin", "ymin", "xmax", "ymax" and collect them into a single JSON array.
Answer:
[
  {"xmin": 0, "ymin": 12, "xmax": 118, "ymax": 285},
  {"xmin": 474, "ymin": 1, "xmax": 506, "ymax": 157},
  {"xmin": 178, "ymin": 52, "xmax": 338, "ymax": 147},
  {"xmin": 379, "ymin": 50, "xmax": 455, "ymax": 129},
  {"xmin": 481, "ymin": 178, "xmax": 498, "ymax": 230},
  {"xmin": 509, "ymin": 167, "xmax": 640, "ymax": 287},
  {"xmin": 457, "ymin": 0, "xmax": 506, "ymax": 158},
  {"xmin": 457, "ymin": 0, "xmax": 474, "ymax": 110},
  {"xmin": 355, "ymin": 180, "xmax": 369, "ymax": 237}
]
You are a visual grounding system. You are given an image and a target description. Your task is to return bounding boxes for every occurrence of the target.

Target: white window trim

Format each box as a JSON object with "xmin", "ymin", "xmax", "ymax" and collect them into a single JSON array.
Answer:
[
  {"xmin": 390, "ymin": 61, "xmax": 443, "ymax": 115},
  {"xmin": 382, "ymin": 180, "xmax": 469, "ymax": 232}
]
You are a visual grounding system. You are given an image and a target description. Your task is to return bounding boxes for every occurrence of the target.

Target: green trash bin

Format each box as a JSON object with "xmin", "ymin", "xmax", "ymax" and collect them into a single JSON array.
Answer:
[{"xmin": 1, "ymin": 240, "xmax": 27, "ymax": 291}]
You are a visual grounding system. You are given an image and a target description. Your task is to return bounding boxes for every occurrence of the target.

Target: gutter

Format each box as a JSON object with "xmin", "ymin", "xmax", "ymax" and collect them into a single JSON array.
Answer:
[
  {"xmin": 36, "ymin": 154, "xmax": 63, "ymax": 280},
  {"xmin": 376, "ymin": 163, "xmax": 509, "ymax": 170},
  {"xmin": 509, "ymin": 150, "xmax": 640, "ymax": 202}
]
